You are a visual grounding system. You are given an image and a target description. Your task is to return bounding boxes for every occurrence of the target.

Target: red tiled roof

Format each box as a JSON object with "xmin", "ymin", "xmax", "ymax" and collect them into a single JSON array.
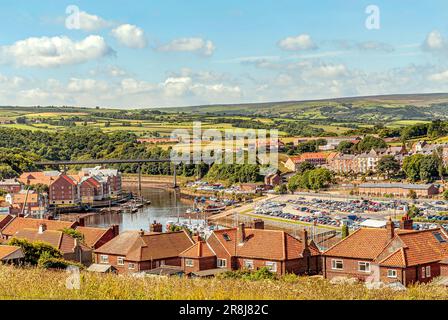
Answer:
[
  {"xmin": 76, "ymin": 226, "xmax": 110, "ymax": 248},
  {"xmin": 95, "ymin": 230, "xmax": 194, "ymax": 262},
  {"xmin": 289, "ymin": 152, "xmax": 328, "ymax": 163},
  {"xmin": 377, "ymin": 229, "xmax": 448, "ymax": 267},
  {"xmin": 13, "ymin": 228, "xmax": 89, "ymax": 254},
  {"xmin": 1, "ymin": 217, "xmax": 77, "ymax": 237},
  {"xmin": 0, "ymin": 245, "xmax": 23, "ymax": 260},
  {"xmin": 180, "ymin": 241, "xmax": 216, "ymax": 258},
  {"xmin": 211, "ymin": 227, "xmax": 320, "ymax": 261},
  {"xmin": 324, "ymin": 228, "xmax": 393, "ymax": 260}
]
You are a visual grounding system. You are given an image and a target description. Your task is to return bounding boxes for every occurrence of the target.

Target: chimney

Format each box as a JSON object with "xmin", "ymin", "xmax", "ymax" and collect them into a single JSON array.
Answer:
[
  {"xmin": 253, "ymin": 219, "xmax": 264, "ymax": 230},
  {"xmin": 150, "ymin": 220, "xmax": 163, "ymax": 233},
  {"xmin": 237, "ymin": 223, "xmax": 246, "ymax": 244},
  {"xmin": 301, "ymin": 229, "xmax": 309, "ymax": 251},
  {"xmin": 38, "ymin": 223, "xmax": 47, "ymax": 234},
  {"xmin": 138, "ymin": 229, "xmax": 145, "ymax": 236},
  {"xmin": 192, "ymin": 233, "xmax": 201, "ymax": 243},
  {"xmin": 77, "ymin": 217, "xmax": 85, "ymax": 227},
  {"xmin": 399, "ymin": 214, "xmax": 414, "ymax": 230},
  {"xmin": 386, "ymin": 217, "xmax": 395, "ymax": 239},
  {"xmin": 112, "ymin": 224, "xmax": 120, "ymax": 237}
]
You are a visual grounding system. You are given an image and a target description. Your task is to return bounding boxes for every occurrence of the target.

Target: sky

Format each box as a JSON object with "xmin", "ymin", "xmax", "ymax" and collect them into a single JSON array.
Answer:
[{"xmin": 0, "ymin": 0, "xmax": 448, "ymax": 108}]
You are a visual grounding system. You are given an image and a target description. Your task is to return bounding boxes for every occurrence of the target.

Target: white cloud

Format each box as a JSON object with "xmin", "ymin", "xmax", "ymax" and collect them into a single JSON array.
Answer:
[
  {"xmin": 158, "ymin": 38, "xmax": 215, "ymax": 56},
  {"xmin": 428, "ymin": 70, "xmax": 448, "ymax": 82},
  {"xmin": 356, "ymin": 41, "xmax": 394, "ymax": 52},
  {"xmin": 111, "ymin": 24, "xmax": 147, "ymax": 48},
  {"xmin": 67, "ymin": 78, "xmax": 109, "ymax": 93},
  {"xmin": 423, "ymin": 30, "xmax": 446, "ymax": 51},
  {"xmin": 0, "ymin": 35, "xmax": 113, "ymax": 68},
  {"xmin": 278, "ymin": 34, "xmax": 317, "ymax": 51},
  {"xmin": 77, "ymin": 11, "xmax": 112, "ymax": 31},
  {"xmin": 304, "ymin": 63, "xmax": 349, "ymax": 79}
]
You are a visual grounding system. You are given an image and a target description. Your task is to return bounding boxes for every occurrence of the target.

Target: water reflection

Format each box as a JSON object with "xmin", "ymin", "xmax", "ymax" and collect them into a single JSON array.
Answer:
[{"xmin": 85, "ymin": 187, "xmax": 203, "ymax": 232}]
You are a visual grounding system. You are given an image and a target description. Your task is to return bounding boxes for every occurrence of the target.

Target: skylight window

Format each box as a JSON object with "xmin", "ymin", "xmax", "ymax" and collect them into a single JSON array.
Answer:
[
  {"xmin": 433, "ymin": 232, "xmax": 447, "ymax": 243},
  {"xmin": 223, "ymin": 233, "xmax": 231, "ymax": 241}
]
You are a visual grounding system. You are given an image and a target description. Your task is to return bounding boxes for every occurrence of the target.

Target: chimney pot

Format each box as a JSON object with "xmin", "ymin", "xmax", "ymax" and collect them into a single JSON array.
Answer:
[
  {"xmin": 139, "ymin": 229, "xmax": 145, "ymax": 236},
  {"xmin": 399, "ymin": 214, "xmax": 414, "ymax": 230},
  {"xmin": 38, "ymin": 223, "xmax": 47, "ymax": 234},
  {"xmin": 237, "ymin": 223, "xmax": 246, "ymax": 244},
  {"xmin": 253, "ymin": 219, "xmax": 264, "ymax": 230},
  {"xmin": 150, "ymin": 221, "xmax": 163, "ymax": 233},
  {"xmin": 386, "ymin": 217, "xmax": 395, "ymax": 239}
]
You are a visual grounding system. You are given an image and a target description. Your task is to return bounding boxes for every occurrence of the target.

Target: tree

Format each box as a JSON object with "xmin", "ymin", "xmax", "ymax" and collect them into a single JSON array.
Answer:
[
  {"xmin": 408, "ymin": 190, "xmax": 417, "ymax": 200},
  {"xmin": 402, "ymin": 154, "xmax": 424, "ymax": 182},
  {"xmin": 274, "ymin": 184, "xmax": 288, "ymax": 194},
  {"xmin": 419, "ymin": 155, "xmax": 441, "ymax": 182},
  {"xmin": 341, "ymin": 224, "xmax": 349, "ymax": 239},
  {"xmin": 61, "ymin": 228, "xmax": 84, "ymax": 242},
  {"xmin": 408, "ymin": 204, "xmax": 420, "ymax": 217},
  {"xmin": 297, "ymin": 162, "xmax": 315, "ymax": 174},
  {"xmin": 443, "ymin": 189, "xmax": 448, "ymax": 201},
  {"xmin": 337, "ymin": 141, "xmax": 354, "ymax": 154},
  {"xmin": 355, "ymin": 136, "xmax": 387, "ymax": 153},
  {"xmin": 377, "ymin": 155, "xmax": 400, "ymax": 178},
  {"xmin": 7, "ymin": 238, "xmax": 62, "ymax": 266}
]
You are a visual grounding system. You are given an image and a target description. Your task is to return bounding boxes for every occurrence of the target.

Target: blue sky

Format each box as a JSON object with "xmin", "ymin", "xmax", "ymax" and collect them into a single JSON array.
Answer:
[{"xmin": 0, "ymin": 0, "xmax": 447, "ymax": 108}]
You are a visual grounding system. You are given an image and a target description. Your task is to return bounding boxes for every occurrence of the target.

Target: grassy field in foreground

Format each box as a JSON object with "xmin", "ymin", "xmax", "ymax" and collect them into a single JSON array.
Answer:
[{"xmin": 1, "ymin": 266, "xmax": 448, "ymax": 300}]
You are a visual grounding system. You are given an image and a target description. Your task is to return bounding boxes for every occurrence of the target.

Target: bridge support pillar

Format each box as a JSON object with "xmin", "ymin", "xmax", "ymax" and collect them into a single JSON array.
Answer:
[
  {"xmin": 137, "ymin": 163, "xmax": 142, "ymax": 198},
  {"xmin": 173, "ymin": 164, "xmax": 178, "ymax": 189}
]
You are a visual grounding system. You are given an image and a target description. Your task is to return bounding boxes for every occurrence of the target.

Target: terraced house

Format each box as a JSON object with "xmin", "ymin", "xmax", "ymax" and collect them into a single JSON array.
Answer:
[
  {"xmin": 323, "ymin": 216, "xmax": 448, "ymax": 285},
  {"xmin": 93, "ymin": 228, "xmax": 194, "ymax": 274},
  {"xmin": 180, "ymin": 222, "xmax": 321, "ymax": 276}
]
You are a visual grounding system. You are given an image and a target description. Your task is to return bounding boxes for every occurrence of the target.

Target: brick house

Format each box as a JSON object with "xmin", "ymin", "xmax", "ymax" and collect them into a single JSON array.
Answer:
[
  {"xmin": 374, "ymin": 228, "xmax": 448, "ymax": 285},
  {"xmin": 285, "ymin": 153, "xmax": 328, "ymax": 172},
  {"xmin": 76, "ymin": 225, "xmax": 119, "ymax": 249},
  {"xmin": 19, "ymin": 172, "xmax": 80, "ymax": 206},
  {"xmin": 180, "ymin": 222, "xmax": 321, "ymax": 276},
  {"xmin": 13, "ymin": 223, "xmax": 92, "ymax": 265},
  {"xmin": 264, "ymin": 173, "xmax": 282, "ymax": 187},
  {"xmin": 93, "ymin": 228, "xmax": 194, "ymax": 274},
  {"xmin": 83, "ymin": 167, "xmax": 122, "ymax": 198},
  {"xmin": 0, "ymin": 179, "xmax": 22, "ymax": 193},
  {"xmin": 49, "ymin": 174, "xmax": 79, "ymax": 206},
  {"xmin": 78, "ymin": 177, "xmax": 104, "ymax": 203},
  {"xmin": 326, "ymin": 153, "xmax": 358, "ymax": 175},
  {"xmin": 323, "ymin": 216, "xmax": 448, "ymax": 285},
  {"xmin": 358, "ymin": 183, "xmax": 439, "ymax": 198},
  {"xmin": 5, "ymin": 190, "xmax": 46, "ymax": 215}
]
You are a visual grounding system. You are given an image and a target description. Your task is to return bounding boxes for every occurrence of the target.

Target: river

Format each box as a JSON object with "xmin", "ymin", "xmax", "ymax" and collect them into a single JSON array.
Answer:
[{"xmin": 84, "ymin": 187, "xmax": 204, "ymax": 232}]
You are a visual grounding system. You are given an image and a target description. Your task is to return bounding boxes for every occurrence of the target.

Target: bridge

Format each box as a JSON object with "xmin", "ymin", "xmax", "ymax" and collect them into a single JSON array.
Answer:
[{"xmin": 36, "ymin": 159, "xmax": 177, "ymax": 197}]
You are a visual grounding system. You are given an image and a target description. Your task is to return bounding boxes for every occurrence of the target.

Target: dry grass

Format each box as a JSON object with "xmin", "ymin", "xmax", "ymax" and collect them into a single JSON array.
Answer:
[{"xmin": 1, "ymin": 266, "xmax": 448, "ymax": 300}]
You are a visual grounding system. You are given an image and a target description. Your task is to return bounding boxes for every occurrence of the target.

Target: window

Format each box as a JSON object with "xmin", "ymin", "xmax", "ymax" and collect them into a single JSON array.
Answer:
[
  {"xmin": 387, "ymin": 269, "xmax": 397, "ymax": 278},
  {"xmin": 433, "ymin": 232, "xmax": 447, "ymax": 243},
  {"xmin": 117, "ymin": 257, "xmax": 125, "ymax": 266},
  {"xmin": 244, "ymin": 259, "xmax": 254, "ymax": 270},
  {"xmin": 128, "ymin": 263, "xmax": 135, "ymax": 270},
  {"xmin": 185, "ymin": 259, "xmax": 194, "ymax": 267},
  {"xmin": 421, "ymin": 267, "xmax": 426, "ymax": 279},
  {"xmin": 217, "ymin": 259, "xmax": 227, "ymax": 268},
  {"xmin": 426, "ymin": 266, "xmax": 431, "ymax": 278},
  {"xmin": 100, "ymin": 255, "xmax": 109, "ymax": 264},
  {"xmin": 331, "ymin": 259, "xmax": 343, "ymax": 270},
  {"xmin": 266, "ymin": 261, "xmax": 277, "ymax": 272},
  {"xmin": 358, "ymin": 261, "xmax": 371, "ymax": 273}
]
